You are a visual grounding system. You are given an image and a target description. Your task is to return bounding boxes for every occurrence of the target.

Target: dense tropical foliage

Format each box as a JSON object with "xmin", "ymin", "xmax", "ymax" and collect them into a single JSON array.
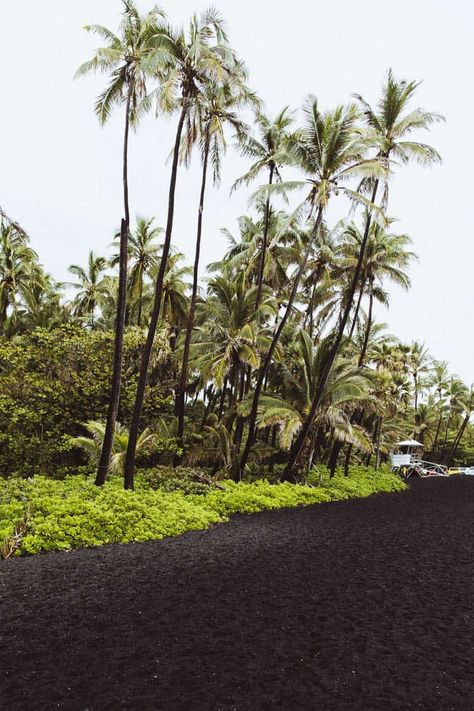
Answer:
[{"xmin": 2, "ymin": 2, "xmax": 470, "ymax": 504}]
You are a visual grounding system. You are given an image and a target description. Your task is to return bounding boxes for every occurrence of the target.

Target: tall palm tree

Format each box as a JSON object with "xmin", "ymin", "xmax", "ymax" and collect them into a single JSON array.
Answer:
[
  {"xmin": 67, "ymin": 251, "xmax": 108, "ymax": 328},
  {"xmin": 124, "ymin": 9, "xmax": 240, "ymax": 488},
  {"xmin": 239, "ymin": 98, "xmax": 385, "ymax": 477},
  {"xmin": 0, "ymin": 222, "xmax": 40, "ymax": 331},
  {"xmin": 428, "ymin": 360, "xmax": 449, "ymax": 453},
  {"xmin": 175, "ymin": 77, "xmax": 255, "ymax": 460},
  {"xmin": 409, "ymin": 341, "xmax": 431, "ymax": 414},
  {"xmin": 340, "ymin": 221, "xmax": 415, "ymax": 365},
  {"xmin": 233, "ymin": 107, "xmax": 294, "ymax": 308},
  {"xmin": 111, "ymin": 216, "xmax": 162, "ymax": 326},
  {"xmin": 284, "ymin": 72, "xmax": 443, "ymax": 478},
  {"xmin": 76, "ymin": 1, "xmax": 164, "ymax": 485}
]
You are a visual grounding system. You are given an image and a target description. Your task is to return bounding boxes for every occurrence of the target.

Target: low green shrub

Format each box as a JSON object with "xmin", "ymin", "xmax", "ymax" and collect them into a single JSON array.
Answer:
[
  {"xmin": 0, "ymin": 476, "xmax": 221, "ymax": 555},
  {"xmin": 139, "ymin": 466, "xmax": 214, "ymax": 495},
  {"xmin": 0, "ymin": 466, "xmax": 406, "ymax": 557}
]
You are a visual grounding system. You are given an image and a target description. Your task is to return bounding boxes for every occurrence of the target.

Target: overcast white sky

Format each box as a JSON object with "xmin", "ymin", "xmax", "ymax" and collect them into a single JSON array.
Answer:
[{"xmin": 1, "ymin": 1, "xmax": 473, "ymax": 381}]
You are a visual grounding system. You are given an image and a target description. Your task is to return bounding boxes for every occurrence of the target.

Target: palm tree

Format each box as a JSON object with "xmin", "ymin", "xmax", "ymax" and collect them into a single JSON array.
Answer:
[
  {"xmin": 175, "ymin": 77, "xmax": 255, "ymax": 461},
  {"xmin": 246, "ymin": 332, "xmax": 373, "ymax": 464},
  {"xmin": 67, "ymin": 251, "xmax": 108, "ymax": 327},
  {"xmin": 0, "ymin": 222, "xmax": 41, "ymax": 331},
  {"xmin": 240, "ymin": 97, "xmax": 385, "ymax": 477},
  {"xmin": 124, "ymin": 9, "xmax": 240, "ymax": 488},
  {"xmin": 428, "ymin": 360, "xmax": 449, "ymax": 453},
  {"xmin": 340, "ymin": 221, "xmax": 415, "ymax": 365},
  {"xmin": 284, "ymin": 72, "xmax": 443, "ymax": 479},
  {"xmin": 233, "ymin": 107, "xmax": 294, "ymax": 309},
  {"xmin": 76, "ymin": 1, "xmax": 164, "ymax": 485},
  {"xmin": 111, "ymin": 216, "xmax": 162, "ymax": 326},
  {"xmin": 409, "ymin": 341, "xmax": 431, "ymax": 414},
  {"xmin": 71, "ymin": 420, "xmax": 160, "ymax": 476}
]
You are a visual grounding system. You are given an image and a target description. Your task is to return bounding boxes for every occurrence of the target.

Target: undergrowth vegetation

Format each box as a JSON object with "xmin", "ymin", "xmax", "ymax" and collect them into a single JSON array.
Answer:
[{"xmin": 0, "ymin": 466, "xmax": 406, "ymax": 557}]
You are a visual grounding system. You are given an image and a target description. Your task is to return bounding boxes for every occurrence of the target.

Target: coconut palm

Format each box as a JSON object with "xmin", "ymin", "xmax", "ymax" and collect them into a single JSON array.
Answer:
[
  {"xmin": 233, "ymin": 107, "xmax": 294, "ymax": 308},
  {"xmin": 66, "ymin": 251, "xmax": 109, "ymax": 328},
  {"xmin": 125, "ymin": 9, "xmax": 241, "ymax": 488},
  {"xmin": 246, "ymin": 332, "xmax": 373, "ymax": 463},
  {"xmin": 70, "ymin": 420, "xmax": 159, "ymax": 476},
  {"xmin": 175, "ymin": 77, "xmax": 256, "ymax": 460},
  {"xmin": 409, "ymin": 341, "xmax": 431, "ymax": 413},
  {"xmin": 0, "ymin": 222, "xmax": 41, "ymax": 331},
  {"xmin": 240, "ymin": 98, "xmax": 385, "ymax": 477},
  {"xmin": 340, "ymin": 221, "xmax": 415, "ymax": 365},
  {"xmin": 111, "ymin": 216, "xmax": 162, "ymax": 326},
  {"xmin": 76, "ymin": 1, "xmax": 165, "ymax": 484},
  {"xmin": 284, "ymin": 72, "xmax": 443, "ymax": 479}
]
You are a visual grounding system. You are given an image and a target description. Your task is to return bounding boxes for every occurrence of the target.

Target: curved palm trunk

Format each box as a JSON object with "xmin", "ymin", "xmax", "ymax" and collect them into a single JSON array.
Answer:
[
  {"xmin": 174, "ymin": 132, "xmax": 210, "ymax": 463},
  {"xmin": 238, "ymin": 206, "xmax": 324, "ymax": 477},
  {"xmin": 137, "ymin": 268, "xmax": 144, "ymax": 326},
  {"xmin": 348, "ymin": 273, "xmax": 366, "ymax": 340},
  {"xmin": 95, "ymin": 91, "xmax": 131, "ymax": 486},
  {"xmin": 447, "ymin": 413, "xmax": 469, "ymax": 466},
  {"xmin": 123, "ymin": 103, "xmax": 187, "ymax": 490},
  {"xmin": 255, "ymin": 164, "xmax": 274, "ymax": 310},
  {"xmin": 358, "ymin": 282, "xmax": 374, "ymax": 367},
  {"xmin": 282, "ymin": 181, "xmax": 379, "ymax": 481},
  {"xmin": 432, "ymin": 410, "xmax": 443, "ymax": 453}
]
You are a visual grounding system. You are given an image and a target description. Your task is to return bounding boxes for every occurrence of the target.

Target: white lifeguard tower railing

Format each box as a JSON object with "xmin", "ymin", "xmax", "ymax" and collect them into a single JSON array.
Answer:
[{"xmin": 390, "ymin": 439, "xmax": 448, "ymax": 477}]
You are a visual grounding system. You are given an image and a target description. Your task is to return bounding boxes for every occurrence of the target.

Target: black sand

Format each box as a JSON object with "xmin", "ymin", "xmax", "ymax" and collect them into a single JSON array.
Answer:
[{"xmin": 1, "ymin": 477, "xmax": 473, "ymax": 710}]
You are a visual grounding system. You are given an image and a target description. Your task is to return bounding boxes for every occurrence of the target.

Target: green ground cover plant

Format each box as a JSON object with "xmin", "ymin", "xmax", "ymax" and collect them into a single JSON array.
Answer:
[{"xmin": 0, "ymin": 466, "xmax": 406, "ymax": 557}]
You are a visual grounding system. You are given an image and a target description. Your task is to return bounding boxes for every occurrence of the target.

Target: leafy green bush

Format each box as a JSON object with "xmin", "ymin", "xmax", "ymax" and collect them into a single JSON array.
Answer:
[
  {"xmin": 0, "ymin": 476, "xmax": 221, "ymax": 555},
  {"xmin": 0, "ymin": 467, "xmax": 406, "ymax": 557},
  {"xmin": 140, "ymin": 466, "xmax": 215, "ymax": 495},
  {"xmin": 0, "ymin": 327, "xmax": 175, "ymax": 477}
]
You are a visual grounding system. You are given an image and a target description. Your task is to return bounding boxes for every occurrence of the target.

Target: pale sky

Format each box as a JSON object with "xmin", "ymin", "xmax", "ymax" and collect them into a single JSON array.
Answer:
[{"xmin": 1, "ymin": 1, "xmax": 473, "ymax": 382}]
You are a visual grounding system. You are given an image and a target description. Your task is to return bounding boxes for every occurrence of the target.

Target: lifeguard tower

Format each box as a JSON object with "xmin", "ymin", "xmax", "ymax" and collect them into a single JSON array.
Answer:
[{"xmin": 391, "ymin": 439, "xmax": 447, "ymax": 478}]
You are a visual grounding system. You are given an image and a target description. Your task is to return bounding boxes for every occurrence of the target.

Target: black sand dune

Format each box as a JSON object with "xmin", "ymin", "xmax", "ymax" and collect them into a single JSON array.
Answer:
[{"xmin": 1, "ymin": 477, "xmax": 473, "ymax": 710}]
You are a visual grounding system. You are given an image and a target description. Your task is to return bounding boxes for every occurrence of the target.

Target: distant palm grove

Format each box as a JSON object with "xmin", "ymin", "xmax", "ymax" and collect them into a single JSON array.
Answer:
[{"xmin": 2, "ymin": 1, "xmax": 471, "ymax": 490}]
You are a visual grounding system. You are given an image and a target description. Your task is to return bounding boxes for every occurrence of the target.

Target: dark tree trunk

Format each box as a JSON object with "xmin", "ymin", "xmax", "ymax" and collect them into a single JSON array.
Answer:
[
  {"xmin": 432, "ymin": 410, "xmax": 443, "ymax": 453},
  {"xmin": 238, "ymin": 205, "xmax": 324, "ymax": 477},
  {"xmin": 95, "ymin": 90, "xmax": 131, "ymax": 486},
  {"xmin": 282, "ymin": 181, "xmax": 379, "ymax": 482},
  {"xmin": 348, "ymin": 274, "xmax": 366, "ymax": 340},
  {"xmin": 375, "ymin": 415, "xmax": 383, "ymax": 469},
  {"xmin": 123, "ymin": 103, "xmax": 187, "ymax": 490},
  {"xmin": 255, "ymin": 164, "xmax": 274, "ymax": 310},
  {"xmin": 358, "ymin": 282, "xmax": 373, "ymax": 367},
  {"xmin": 447, "ymin": 414, "xmax": 469, "ymax": 466},
  {"xmin": 328, "ymin": 440, "xmax": 343, "ymax": 478},
  {"xmin": 137, "ymin": 270, "xmax": 144, "ymax": 327},
  {"xmin": 343, "ymin": 444, "xmax": 352, "ymax": 477},
  {"xmin": 199, "ymin": 385, "xmax": 215, "ymax": 431},
  {"xmin": 175, "ymin": 133, "xmax": 210, "ymax": 464}
]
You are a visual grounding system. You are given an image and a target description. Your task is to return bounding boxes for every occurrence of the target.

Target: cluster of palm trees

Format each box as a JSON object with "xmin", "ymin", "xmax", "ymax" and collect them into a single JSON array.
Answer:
[{"xmin": 3, "ymin": 2, "xmax": 469, "ymax": 486}]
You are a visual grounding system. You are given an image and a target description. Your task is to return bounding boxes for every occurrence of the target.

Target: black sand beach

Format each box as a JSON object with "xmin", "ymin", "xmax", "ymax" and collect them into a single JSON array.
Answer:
[{"xmin": 1, "ymin": 477, "xmax": 473, "ymax": 710}]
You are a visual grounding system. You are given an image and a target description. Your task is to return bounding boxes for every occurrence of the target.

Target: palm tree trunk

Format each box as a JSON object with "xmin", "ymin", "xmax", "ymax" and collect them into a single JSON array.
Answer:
[
  {"xmin": 432, "ymin": 410, "xmax": 443, "ymax": 453},
  {"xmin": 123, "ymin": 103, "xmax": 187, "ymax": 490},
  {"xmin": 238, "ymin": 205, "xmax": 324, "ymax": 477},
  {"xmin": 282, "ymin": 181, "xmax": 379, "ymax": 481},
  {"xmin": 374, "ymin": 415, "xmax": 382, "ymax": 469},
  {"xmin": 447, "ymin": 414, "xmax": 469, "ymax": 466},
  {"xmin": 348, "ymin": 279, "xmax": 365, "ymax": 339},
  {"xmin": 358, "ymin": 283, "xmax": 373, "ymax": 367},
  {"xmin": 95, "ymin": 90, "xmax": 131, "ymax": 486},
  {"xmin": 137, "ymin": 268, "xmax": 144, "ymax": 327},
  {"xmin": 255, "ymin": 164, "xmax": 274, "ymax": 310},
  {"xmin": 175, "ymin": 132, "xmax": 210, "ymax": 463}
]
